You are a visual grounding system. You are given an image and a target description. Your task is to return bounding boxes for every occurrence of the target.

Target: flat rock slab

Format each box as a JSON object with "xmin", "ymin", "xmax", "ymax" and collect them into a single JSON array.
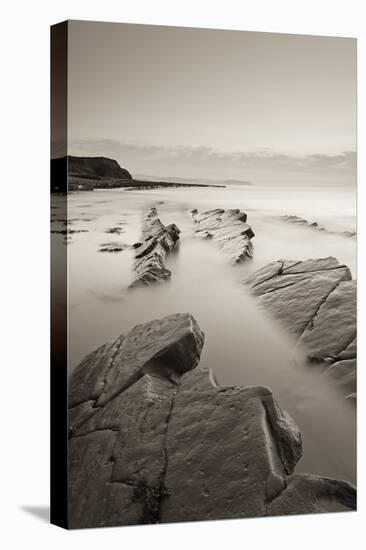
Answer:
[
  {"xmin": 244, "ymin": 257, "xmax": 356, "ymax": 398},
  {"xmin": 130, "ymin": 207, "xmax": 180, "ymax": 287},
  {"xmin": 68, "ymin": 313, "xmax": 355, "ymax": 528},
  {"xmin": 191, "ymin": 208, "xmax": 254, "ymax": 263}
]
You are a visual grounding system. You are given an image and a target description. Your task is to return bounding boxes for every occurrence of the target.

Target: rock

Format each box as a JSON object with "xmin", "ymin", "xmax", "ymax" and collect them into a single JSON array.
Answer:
[
  {"xmin": 266, "ymin": 474, "xmax": 356, "ymax": 515},
  {"xmin": 161, "ymin": 370, "xmax": 301, "ymax": 522},
  {"xmin": 69, "ymin": 313, "xmax": 203, "ymax": 412},
  {"xmin": 105, "ymin": 227, "xmax": 124, "ymax": 235},
  {"xmin": 68, "ymin": 313, "xmax": 356, "ymax": 528},
  {"xmin": 299, "ymin": 280, "xmax": 356, "ymax": 359},
  {"xmin": 281, "ymin": 214, "xmax": 357, "ymax": 238},
  {"xmin": 130, "ymin": 208, "xmax": 180, "ymax": 288},
  {"xmin": 326, "ymin": 359, "xmax": 357, "ymax": 398},
  {"xmin": 191, "ymin": 208, "xmax": 254, "ymax": 263},
  {"xmin": 51, "ymin": 229, "xmax": 88, "ymax": 235},
  {"xmin": 98, "ymin": 242, "xmax": 128, "ymax": 253},
  {"xmin": 280, "ymin": 214, "xmax": 325, "ymax": 232},
  {"xmin": 244, "ymin": 257, "xmax": 356, "ymax": 398}
]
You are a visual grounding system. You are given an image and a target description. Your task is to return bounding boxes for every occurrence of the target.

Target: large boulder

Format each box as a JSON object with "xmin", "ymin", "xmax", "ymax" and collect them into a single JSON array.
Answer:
[
  {"xmin": 130, "ymin": 208, "xmax": 180, "ymax": 288},
  {"xmin": 244, "ymin": 257, "xmax": 356, "ymax": 398},
  {"xmin": 68, "ymin": 313, "xmax": 355, "ymax": 528},
  {"xmin": 191, "ymin": 208, "xmax": 254, "ymax": 263}
]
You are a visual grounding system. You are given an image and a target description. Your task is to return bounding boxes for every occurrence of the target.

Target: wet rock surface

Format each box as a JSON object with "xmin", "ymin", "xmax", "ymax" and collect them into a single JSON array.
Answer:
[
  {"xmin": 244, "ymin": 257, "xmax": 357, "ymax": 399},
  {"xmin": 191, "ymin": 208, "xmax": 254, "ymax": 263},
  {"xmin": 68, "ymin": 313, "xmax": 356, "ymax": 528},
  {"xmin": 130, "ymin": 208, "xmax": 181, "ymax": 288}
]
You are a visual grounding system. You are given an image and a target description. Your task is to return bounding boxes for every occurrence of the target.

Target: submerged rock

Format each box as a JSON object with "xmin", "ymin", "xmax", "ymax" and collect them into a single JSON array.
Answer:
[
  {"xmin": 105, "ymin": 227, "xmax": 124, "ymax": 235},
  {"xmin": 98, "ymin": 242, "xmax": 129, "ymax": 253},
  {"xmin": 280, "ymin": 214, "xmax": 356, "ymax": 238},
  {"xmin": 51, "ymin": 229, "xmax": 88, "ymax": 235},
  {"xmin": 130, "ymin": 207, "xmax": 180, "ymax": 288},
  {"xmin": 244, "ymin": 257, "xmax": 357, "ymax": 399},
  {"xmin": 191, "ymin": 208, "xmax": 254, "ymax": 263},
  {"xmin": 280, "ymin": 214, "xmax": 325, "ymax": 232},
  {"xmin": 68, "ymin": 313, "xmax": 355, "ymax": 528}
]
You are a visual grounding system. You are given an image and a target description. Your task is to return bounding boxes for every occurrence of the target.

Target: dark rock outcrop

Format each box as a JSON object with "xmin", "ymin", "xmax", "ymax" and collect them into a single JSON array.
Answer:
[
  {"xmin": 105, "ymin": 227, "xmax": 124, "ymax": 235},
  {"xmin": 51, "ymin": 155, "xmax": 133, "ymax": 191},
  {"xmin": 98, "ymin": 242, "xmax": 129, "ymax": 253},
  {"xmin": 68, "ymin": 313, "xmax": 356, "ymax": 529},
  {"xmin": 244, "ymin": 257, "xmax": 357, "ymax": 399},
  {"xmin": 68, "ymin": 156, "xmax": 132, "ymax": 181},
  {"xmin": 130, "ymin": 208, "xmax": 180, "ymax": 288},
  {"xmin": 191, "ymin": 208, "xmax": 255, "ymax": 263}
]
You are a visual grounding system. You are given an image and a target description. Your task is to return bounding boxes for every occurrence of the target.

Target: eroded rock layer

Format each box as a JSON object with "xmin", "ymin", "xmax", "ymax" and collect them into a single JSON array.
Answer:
[
  {"xmin": 280, "ymin": 214, "xmax": 357, "ymax": 238},
  {"xmin": 130, "ymin": 208, "xmax": 180, "ymax": 288},
  {"xmin": 190, "ymin": 208, "xmax": 254, "ymax": 263},
  {"xmin": 68, "ymin": 313, "xmax": 355, "ymax": 528},
  {"xmin": 244, "ymin": 257, "xmax": 357, "ymax": 399}
]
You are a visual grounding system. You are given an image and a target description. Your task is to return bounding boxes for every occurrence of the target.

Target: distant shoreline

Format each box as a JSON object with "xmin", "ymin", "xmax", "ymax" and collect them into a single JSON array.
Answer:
[
  {"xmin": 53, "ymin": 178, "xmax": 226, "ymax": 193},
  {"xmin": 126, "ymin": 179, "xmax": 226, "ymax": 190},
  {"xmin": 51, "ymin": 155, "xmax": 228, "ymax": 192}
]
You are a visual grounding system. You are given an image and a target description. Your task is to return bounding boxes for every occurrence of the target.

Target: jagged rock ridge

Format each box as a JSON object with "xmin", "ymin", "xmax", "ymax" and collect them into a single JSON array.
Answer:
[
  {"xmin": 68, "ymin": 313, "xmax": 356, "ymax": 528},
  {"xmin": 244, "ymin": 257, "xmax": 356, "ymax": 399},
  {"xmin": 190, "ymin": 208, "xmax": 255, "ymax": 263},
  {"xmin": 130, "ymin": 208, "xmax": 180, "ymax": 288},
  {"xmin": 280, "ymin": 214, "xmax": 357, "ymax": 238}
]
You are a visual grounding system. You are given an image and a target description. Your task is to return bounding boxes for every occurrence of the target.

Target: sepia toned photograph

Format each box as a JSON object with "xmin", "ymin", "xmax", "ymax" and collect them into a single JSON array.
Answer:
[{"xmin": 51, "ymin": 20, "xmax": 357, "ymax": 529}]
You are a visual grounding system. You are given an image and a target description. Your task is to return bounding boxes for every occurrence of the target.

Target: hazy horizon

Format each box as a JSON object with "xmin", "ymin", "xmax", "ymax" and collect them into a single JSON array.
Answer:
[{"xmin": 57, "ymin": 21, "xmax": 356, "ymax": 185}]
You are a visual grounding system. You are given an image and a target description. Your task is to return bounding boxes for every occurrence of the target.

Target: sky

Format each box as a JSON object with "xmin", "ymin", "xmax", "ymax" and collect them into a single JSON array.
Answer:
[{"xmin": 65, "ymin": 20, "xmax": 356, "ymax": 184}]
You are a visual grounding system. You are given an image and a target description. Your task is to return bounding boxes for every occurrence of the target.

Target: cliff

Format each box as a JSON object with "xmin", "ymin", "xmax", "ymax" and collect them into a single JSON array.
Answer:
[{"xmin": 51, "ymin": 155, "xmax": 132, "ymax": 192}]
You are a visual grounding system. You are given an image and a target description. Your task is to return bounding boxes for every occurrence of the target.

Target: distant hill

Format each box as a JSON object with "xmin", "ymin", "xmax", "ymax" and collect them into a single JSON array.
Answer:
[
  {"xmin": 51, "ymin": 155, "xmax": 132, "ymax": 192},
  {"xmin": 51, "ymin": 156, "xmax": 227, "ymax": 192},
  {"xmin": 68, "ymin": 156, "xmax": 132, "ymax": 181}
]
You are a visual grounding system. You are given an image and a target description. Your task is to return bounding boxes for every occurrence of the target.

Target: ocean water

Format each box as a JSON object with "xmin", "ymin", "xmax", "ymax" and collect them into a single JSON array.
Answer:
[{"xmin": 52, "ymin": 184, "xmax": 356, "ymax": 485}]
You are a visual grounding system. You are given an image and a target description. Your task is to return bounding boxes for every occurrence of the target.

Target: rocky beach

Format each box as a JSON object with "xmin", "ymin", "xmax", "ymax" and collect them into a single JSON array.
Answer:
[{"xmin": 50, "ymin": 158, "xmax": 357, "ymax": 528}]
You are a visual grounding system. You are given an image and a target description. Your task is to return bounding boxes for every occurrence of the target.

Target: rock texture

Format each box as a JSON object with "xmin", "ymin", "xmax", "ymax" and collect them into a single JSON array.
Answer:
[
  {"xmin": 130, "ymin": 208, "xmax": 181, "ymax": 288},
  {"xmin": 68, "ymin": 313, "xmax": 356, "ymax": 529},
  {"xmin": 280, "ymin": 215, "xmax": 357, "ymax": 238},
  {"xmin": 244, "ymin": 257, "xmax": 357, "ymax": 399},
  {"xmin": 191, "ymin": 208, "xmax": 254, "ymax": 263}
]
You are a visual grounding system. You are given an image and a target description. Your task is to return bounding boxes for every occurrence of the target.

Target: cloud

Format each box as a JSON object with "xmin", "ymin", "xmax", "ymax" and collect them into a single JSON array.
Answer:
[{"xmin": 65, "ymin": 139, "xmax": 356, "ymax": 183}]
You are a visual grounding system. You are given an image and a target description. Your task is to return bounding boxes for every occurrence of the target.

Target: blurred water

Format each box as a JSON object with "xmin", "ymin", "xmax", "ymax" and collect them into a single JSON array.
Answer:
[{"xmin": 54, "ymin": 184, "xmax": 356, "ymax": 485}]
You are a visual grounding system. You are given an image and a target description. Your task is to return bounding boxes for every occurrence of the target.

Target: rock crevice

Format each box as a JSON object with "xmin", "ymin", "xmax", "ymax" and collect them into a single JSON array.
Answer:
[
  {"xmin": 244, "ymin": 257, "xmax": 357, "ymax": 399},
  {"xmin": 130, "ymin": 208, "xmax": 181, "ymax": 288},
  {"xmin": 190, "ymin": 208, "xmax": 255, "ymax": 263}
]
